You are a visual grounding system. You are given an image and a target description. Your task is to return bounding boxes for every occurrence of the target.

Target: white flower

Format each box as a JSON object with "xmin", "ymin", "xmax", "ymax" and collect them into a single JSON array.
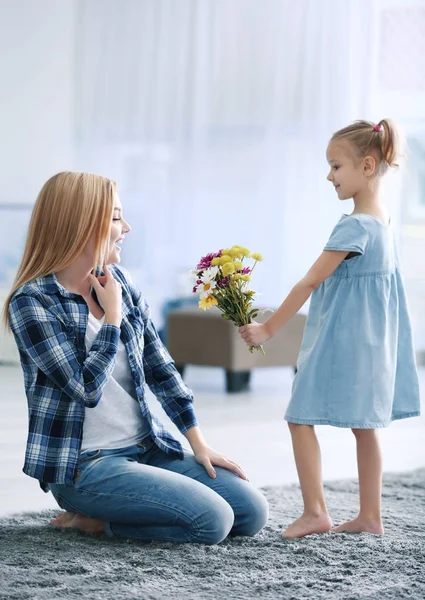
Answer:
[
  {"xmin": 195, "ymin": 269, "xmax": 218, "ymax": 299},
  {"xmin": 204, "ymin": 266, "xmax": 219, "ymax": 279}
]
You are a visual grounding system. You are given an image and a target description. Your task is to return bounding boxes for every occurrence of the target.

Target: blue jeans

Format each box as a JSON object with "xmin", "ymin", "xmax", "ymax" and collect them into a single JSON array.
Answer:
[{"xmin": 49, "ymin": 438, "xmax": 269, "ymax": 544}]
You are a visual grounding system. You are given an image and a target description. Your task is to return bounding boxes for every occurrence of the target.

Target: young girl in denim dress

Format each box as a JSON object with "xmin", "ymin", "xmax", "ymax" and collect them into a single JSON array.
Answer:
[{"xmin": 239, "ymin": 119, "xmax": 421, "ymax": 539}]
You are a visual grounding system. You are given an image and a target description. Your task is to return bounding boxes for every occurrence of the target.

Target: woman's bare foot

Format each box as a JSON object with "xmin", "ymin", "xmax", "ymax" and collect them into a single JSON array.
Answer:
[
  {"xmin": 50, "ymin": 511, "xmax": 104, "ymax": 533},
  {"xmin": 50, "ymin": 511, "xmax": 75, "ymax": 528},
  {"xmin": 70, "ymin": 514, "xmax": 105, "ymax": 533},
  {"xmin": 332, "ymin": 516, "xmax": 384, "ymax": 535},
  {"xmin": 282, "ymin": 512, "xmax": 333, "ymax": 539}
]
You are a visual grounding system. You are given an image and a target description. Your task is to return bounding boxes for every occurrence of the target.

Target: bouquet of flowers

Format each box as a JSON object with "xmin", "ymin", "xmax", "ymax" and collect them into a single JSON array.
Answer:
[{"xmin": 191, "ymin": 245, "xmax": 265, "ymax": 354}]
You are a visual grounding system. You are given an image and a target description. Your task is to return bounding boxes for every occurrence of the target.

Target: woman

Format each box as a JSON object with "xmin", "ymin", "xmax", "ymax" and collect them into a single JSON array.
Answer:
[{"xmin": 4, "ymin": 171, "xmax": 268, "ymax": 544}]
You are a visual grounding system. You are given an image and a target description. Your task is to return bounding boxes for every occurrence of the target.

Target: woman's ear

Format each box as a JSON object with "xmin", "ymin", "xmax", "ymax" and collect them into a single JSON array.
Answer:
[{"xmin": 363, "ymin": 155, "xmax": 377, "ymax": 177}]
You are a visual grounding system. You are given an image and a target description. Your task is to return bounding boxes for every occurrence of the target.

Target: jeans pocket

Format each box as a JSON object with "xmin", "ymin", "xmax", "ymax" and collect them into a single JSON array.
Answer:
[{"xmin": 78, "ymin": 448, "xmax": 101, "ymax": 465}]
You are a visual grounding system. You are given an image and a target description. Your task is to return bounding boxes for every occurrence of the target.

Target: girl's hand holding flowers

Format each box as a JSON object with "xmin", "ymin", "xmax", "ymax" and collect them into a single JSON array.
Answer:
[{"xmin": 238, "ymin": 322, "xmax": 271, "ymax": 347}]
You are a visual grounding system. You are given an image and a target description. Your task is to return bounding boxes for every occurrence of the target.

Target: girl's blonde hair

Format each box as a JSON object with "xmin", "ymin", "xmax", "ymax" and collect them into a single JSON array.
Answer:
[
  {"xmin": 330, "ymin": 118, "xmax": 401, "ymax": 176},
  {"xmin": 2, "ymin": 171, "xmax": 116, "ymax": 329}
]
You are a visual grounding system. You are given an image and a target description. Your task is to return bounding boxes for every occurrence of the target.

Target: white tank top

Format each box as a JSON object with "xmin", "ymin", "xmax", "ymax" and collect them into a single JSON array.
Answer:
[{"xmin": 81, "ymin": 311, "xmax": 150, "ymax": 451}]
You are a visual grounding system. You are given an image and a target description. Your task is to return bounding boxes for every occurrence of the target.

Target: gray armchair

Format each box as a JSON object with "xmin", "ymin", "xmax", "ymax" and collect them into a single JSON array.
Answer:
[{"xmin": 167, "ymin": 306, "xmax": 306, "ymax": 392}]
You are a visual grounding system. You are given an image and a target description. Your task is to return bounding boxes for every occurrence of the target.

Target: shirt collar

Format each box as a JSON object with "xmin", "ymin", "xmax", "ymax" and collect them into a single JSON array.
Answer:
[{"xmin": 32, "ymin": 272, "xmax": 83, "ymax": 299}]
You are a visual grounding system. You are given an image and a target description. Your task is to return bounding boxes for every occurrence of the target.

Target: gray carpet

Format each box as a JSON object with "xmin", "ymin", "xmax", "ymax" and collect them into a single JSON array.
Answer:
[{"xmin": 1, "ymin": 469, "xmax": 424, "ymax": 600}]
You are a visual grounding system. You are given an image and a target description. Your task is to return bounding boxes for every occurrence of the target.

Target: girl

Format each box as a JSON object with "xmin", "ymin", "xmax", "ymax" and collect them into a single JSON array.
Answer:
[
  {"xmin": 239, "ymin": 119, "xmax": 421, "ymax": 539},
  {"xmin": 4, "ymin": 171, "xmax": 268, "ymax": 544}
]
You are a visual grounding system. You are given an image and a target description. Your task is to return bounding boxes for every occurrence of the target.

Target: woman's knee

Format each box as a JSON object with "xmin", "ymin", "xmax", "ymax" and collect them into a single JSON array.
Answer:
[
  {"xmin": 189, "ymin": 496, "xmax": 235, "ymax": 545},
  {"xmin": 232, "ymin": 486, "xmax": 269, "ymax": 537}
]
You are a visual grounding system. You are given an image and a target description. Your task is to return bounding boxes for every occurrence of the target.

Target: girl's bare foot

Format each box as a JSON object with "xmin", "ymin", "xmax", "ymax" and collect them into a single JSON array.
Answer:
[
  {"xmin": 282, "ymin": 512, "xmax": 333, "ymax": 539},
  {"xmin": 50, "ymin": 511, "xmax": 104, "ymax": 533},
  {"xmin": 332, "ymin": 516, "xmax": 384, "ymax": 535}
]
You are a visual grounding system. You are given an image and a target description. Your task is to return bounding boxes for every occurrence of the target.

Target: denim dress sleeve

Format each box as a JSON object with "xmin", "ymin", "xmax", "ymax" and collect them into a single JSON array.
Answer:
[{"xmin": 324, "ymin": 216, "xmax": 368, "ymax": 255}]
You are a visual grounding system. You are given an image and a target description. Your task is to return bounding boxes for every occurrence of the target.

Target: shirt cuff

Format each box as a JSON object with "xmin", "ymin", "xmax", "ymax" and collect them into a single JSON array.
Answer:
[{"xmin": 95, "ymin": 323, "xmax": 120, "ymax": 350}]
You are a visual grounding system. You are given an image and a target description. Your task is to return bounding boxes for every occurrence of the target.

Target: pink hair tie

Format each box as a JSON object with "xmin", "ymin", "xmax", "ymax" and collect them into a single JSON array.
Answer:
[{"xmin": 374, "ymin": 124, "xmax": 383, "ymax": 132}]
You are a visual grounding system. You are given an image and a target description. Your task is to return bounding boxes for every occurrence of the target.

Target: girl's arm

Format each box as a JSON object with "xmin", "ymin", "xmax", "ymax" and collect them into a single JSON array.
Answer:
[{"xmin": 239, "ymin": 250, "xmax": 348, "ymax": 346}]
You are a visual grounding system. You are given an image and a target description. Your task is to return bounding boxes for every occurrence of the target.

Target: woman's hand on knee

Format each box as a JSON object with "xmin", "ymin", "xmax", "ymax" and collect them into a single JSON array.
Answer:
[{"xmin": 194, "ymin": 447, "xmax": 249, "ymax": 481}]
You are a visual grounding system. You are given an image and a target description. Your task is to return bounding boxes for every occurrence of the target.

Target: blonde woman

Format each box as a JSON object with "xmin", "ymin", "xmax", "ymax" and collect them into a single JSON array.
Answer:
[{"xmin": 4, "ymin": 172, "xmax": 268, "ymax": 544}]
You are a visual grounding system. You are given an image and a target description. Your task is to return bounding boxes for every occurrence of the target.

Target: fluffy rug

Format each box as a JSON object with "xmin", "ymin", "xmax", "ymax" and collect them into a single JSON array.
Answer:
[{"xmin": 1, "ymin": 469, "xmax": 424, "ymax": 600}]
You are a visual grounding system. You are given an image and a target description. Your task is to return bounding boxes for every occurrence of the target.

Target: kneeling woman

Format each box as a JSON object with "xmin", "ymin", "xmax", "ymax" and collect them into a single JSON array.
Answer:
[{"xmin": 4, "ymin": 171, "xmax": 268, "ymax": 544}]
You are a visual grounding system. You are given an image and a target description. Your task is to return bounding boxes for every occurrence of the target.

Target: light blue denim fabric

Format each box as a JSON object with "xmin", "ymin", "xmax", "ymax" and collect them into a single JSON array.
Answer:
[
  {"xmin": 48, "ymin": 438, "xmax": 269, "ymax": 544},
  {"xmin": 285, "ymin": 214, "xmax": 421, "ymax": 428}
]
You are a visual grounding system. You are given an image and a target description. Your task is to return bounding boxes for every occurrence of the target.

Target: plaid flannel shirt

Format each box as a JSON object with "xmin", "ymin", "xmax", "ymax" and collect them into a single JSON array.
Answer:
[{"xmin": 9, "ymin": 264, "xmax": 197, "ymax": 490}]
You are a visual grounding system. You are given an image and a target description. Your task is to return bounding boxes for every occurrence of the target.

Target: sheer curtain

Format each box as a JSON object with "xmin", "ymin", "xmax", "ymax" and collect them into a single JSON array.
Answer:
[{"xmin": 75, "ymin": 0, "xmax": 376, "ymax": 321}]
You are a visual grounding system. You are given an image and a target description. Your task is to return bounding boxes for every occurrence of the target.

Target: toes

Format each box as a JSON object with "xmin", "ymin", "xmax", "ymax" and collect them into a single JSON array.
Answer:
[
  {"xmin": 50, "ymin": 511, "xmax": 75, "ymax": 528},
  {"xmin": 50, "ymin": 518, "xmax": 65, "ymax": 528}
]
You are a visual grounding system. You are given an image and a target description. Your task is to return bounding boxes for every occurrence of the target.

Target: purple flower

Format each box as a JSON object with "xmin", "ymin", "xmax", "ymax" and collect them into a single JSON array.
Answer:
[
  {"xmin": 196, "ymin": 250, "xmax": 222, "ymax": 270},
  {"xmin": 241, "ymin": 267, "xmax": 251, "ymax": 275},
  {"xmin": 217, "ymin": 276, "xmax": 231, "ymax": 288}
]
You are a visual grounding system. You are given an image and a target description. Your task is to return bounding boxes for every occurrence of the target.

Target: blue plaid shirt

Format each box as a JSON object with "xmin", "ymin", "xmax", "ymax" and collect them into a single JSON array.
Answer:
[{"xmin": 9, "ymin": 264, "xmax": 197, "ymax": 490}]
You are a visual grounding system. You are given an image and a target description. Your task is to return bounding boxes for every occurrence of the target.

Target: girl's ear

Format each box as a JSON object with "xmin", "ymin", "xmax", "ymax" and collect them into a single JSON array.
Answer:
[{"xmin": 363, "ymin": 155, "xmax": 377, "ymax": 177}]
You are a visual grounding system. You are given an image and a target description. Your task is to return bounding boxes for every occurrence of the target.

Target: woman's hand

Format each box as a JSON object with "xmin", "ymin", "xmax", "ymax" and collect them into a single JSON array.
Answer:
[
  {"xmin": 238, "ymin": 322, "xmax": 270, "ymax": 347},
  {"xmin": 89, "ymin": 265, "xmax": 122, "ymax": 326},
  {"xmin": 194, "ymin": 446, "xmax": 249, "ymax": 481}
]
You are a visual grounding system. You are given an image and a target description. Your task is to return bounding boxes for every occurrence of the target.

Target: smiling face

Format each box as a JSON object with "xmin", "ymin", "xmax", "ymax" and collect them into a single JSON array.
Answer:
[
  {"xmin": 326, "ymin": 140, "xmax": 368, "ymax": 201},
  {"xmin": 105, "ymin": 193, "xmax": 131, "ymax": 265}
]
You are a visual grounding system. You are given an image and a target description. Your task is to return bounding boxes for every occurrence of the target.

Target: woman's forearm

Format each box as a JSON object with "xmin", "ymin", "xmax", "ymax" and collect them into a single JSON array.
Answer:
[
  {"xmin": 265, "ymin": 280, "xmax": 314, "ymax": 337},
  {"xmin": 184, "ymin": 426, "xmax": 209, "ymax": 453}
]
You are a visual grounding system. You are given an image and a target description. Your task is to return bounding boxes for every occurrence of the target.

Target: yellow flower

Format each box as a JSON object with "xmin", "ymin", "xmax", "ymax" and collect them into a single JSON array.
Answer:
[
  {"xmin": 234, "ymin": 261, "xmax": 243, "ymax": 271},
  {"xmin": 229, "ymin": 246, "xmax": 245, "ymax": 258},
  {"xmin": 211, "ymin": 257, "xmax": 221, "ymax": 266},
  {"xmin": 219, "ymin": 255, "xmax": 232, "ymax": 265},
  {"xmin": 222, "ymin": 262, "xmax": 236, "ymax": 276},
  {"xmin": 241, "ymin": 275, "xmax": 251, "ymax": 281},
  {"xmin": 232, "ymin": 273, "xmax": 242, "ymax": 280},
  {"xmin": 221, "ymin": 248, "xmax": 233, "ymax": 256},
  {"xmin": 199, "ymin": 295, "xmax": 218, "ymax": 310},
  {"xmin": 239, "ymin": 247, "xmax": 251, "ymax": 257},
  {"xmin": 251, "ymin": 252, "xmax": 264, "ymax": 261}
]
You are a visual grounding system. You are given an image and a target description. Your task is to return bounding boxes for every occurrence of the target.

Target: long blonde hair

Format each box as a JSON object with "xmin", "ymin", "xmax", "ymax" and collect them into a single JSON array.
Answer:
[
  {"xmin": 330, "ymin": 118, "xmax": 401, "ymax": 176},
  {"xmin": 2, "ymin": 171, "xmax": 116, "ymax": 329}
]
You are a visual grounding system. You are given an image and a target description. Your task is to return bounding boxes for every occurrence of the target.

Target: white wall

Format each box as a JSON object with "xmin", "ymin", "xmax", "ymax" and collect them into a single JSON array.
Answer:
[
  {"xmin": 0, "ymin": 0, "xmax": 76, "ymax": 204},
  {"xmin": 0, "ymin": 0, "xmax": 76, "ymax": 362}
]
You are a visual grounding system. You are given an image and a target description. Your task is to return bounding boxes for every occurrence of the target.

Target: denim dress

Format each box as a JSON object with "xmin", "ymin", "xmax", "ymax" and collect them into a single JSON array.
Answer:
[{"xmin": 285, "ymin": 214, "xmax": 421, "ymax": 428}]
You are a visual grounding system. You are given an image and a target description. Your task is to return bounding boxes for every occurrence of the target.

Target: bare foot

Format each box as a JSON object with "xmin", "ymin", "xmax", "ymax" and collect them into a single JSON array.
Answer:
[
  {"xmin": 332, "ymin": 517, "xmax": 384, "ymax": 535},
  {"xmin": 282, "ymin": 512, "xmax": 333, "ymax": 539},
  {"xmin": 50, "ymin": 511, "xmax": 75, "ymax": 528},
  {"xmin": 70, "ymin": 514, "xmax": 105, "ymax": 534},
  {"xmin": 50, "ymin": 511, "xmax": 104, "ymax": 534}
]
